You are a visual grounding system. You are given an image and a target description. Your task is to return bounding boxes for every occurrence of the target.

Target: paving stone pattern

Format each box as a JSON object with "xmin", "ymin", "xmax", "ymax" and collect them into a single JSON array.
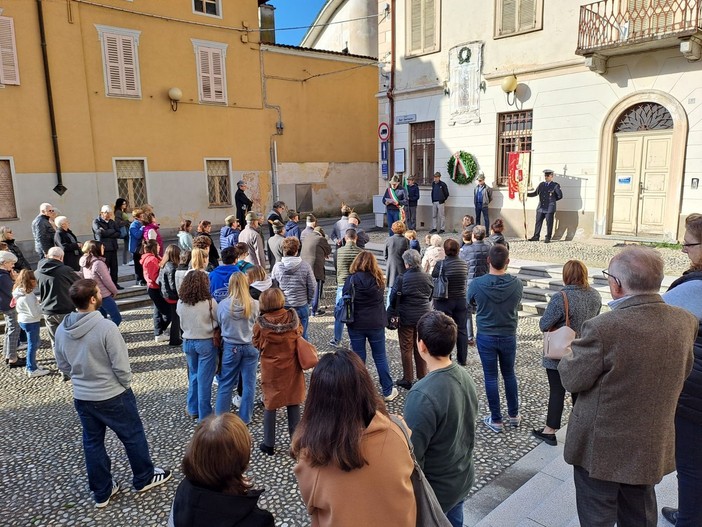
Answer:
[{"xmin": 1, "ymin": 286, "xmax": 555, "ymax": 526}]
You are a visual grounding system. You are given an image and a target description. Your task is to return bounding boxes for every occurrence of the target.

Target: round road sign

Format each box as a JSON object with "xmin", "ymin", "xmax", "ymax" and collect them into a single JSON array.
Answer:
[{"xmin": 378, "ymin": 122, "xmax": 390, "ymax": 141}]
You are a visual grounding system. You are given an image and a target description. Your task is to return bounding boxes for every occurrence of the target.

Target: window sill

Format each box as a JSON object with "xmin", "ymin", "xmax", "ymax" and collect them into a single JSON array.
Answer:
[
  {"xmin": 193, "ymin": 10, "xmax": 222, "ymax": 20},
  {"xmin": 493, "ymin": 27, "xmax": 543, "ymax": 40},
  {"xmin": 208, "ymin": 204, "xmax": 232, "ymax": 209},
  {"xmin": 405, "ymin": 48, "xmax": 441, "ymax": 59}
]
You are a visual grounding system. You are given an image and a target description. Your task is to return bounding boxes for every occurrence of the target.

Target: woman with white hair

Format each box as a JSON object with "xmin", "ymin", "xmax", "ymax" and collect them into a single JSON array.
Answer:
[
  {"xmin": 54, "ymin": 216, "xmax": 82, "ymax": 271},
  {"xmin": 421, "ymin": 234, "xmax": 445, "ymax": 274},
  {"xmin": 0, "ymin": 250, "xmax": 24, "ymax": 368}
]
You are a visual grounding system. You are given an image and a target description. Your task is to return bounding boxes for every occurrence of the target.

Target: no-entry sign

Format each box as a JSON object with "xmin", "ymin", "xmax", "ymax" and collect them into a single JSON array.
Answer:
[{"xmin": 378, "ymin": 122, "xmax": 390, "ymax": 141}]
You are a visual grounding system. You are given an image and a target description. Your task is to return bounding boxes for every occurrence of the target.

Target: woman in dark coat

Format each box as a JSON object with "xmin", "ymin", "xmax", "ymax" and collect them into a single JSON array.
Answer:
[
  {"xmin": 389, "ymin": 249, "xmax": 433, "ymax": 389},
  {"xmin": 54, "ymin": 216, "xmax": 82, "ymax": 271},
  {"xmin": 0, "ymin": 227, "xmax": 31, "ymax": 271},
  {"xmin": 195, "ymin": 220, "xmax": 219, "ymax": 270},
  {"xmin": 384, "ymin": 221, "xmax": 409, "ymax": 305}
]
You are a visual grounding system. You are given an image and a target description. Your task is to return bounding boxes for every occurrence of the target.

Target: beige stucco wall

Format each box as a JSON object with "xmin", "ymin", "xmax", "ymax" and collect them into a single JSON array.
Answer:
[{"xmin": 301, "ymin": 0, "xmax": 378, "ymax": 57}]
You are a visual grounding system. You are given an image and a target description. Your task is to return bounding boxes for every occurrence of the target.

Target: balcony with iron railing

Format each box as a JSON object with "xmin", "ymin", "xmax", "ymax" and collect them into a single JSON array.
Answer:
[{"xmin": 576, "ymin": 0, "xmax": 702, "ymax": 70}]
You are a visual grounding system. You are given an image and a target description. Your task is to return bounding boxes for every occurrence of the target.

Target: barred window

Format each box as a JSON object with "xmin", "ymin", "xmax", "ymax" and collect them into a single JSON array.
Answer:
[
  {"xmin": 496, "ymin": 111, "xmax": 532, "ymax": 186},
  {"xmin": 410, "ymin": 121, "xmax": 435, "ymax": 186},
  {"xmin": 115, "ymin": 159, "xmax": 148, "ymax": 207},
  {"xmin": 0, "ymin": 159, "xmax": 18, "ymax": 220},
  {"xmin": 206, "ymin": 160, "xmax": 231, "ymax": 207}
]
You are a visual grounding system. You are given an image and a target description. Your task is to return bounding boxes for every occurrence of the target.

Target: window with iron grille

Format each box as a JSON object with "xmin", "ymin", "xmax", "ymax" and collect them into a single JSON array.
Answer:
[
  {"xmin": 496, "ymin": 111, "xmax": 532, "ymax": 186},
  {"xmin": 194, "ymin": 0, "xmax": 220, "ymax": 17},
  {"xmin": 115, "ymin": 159, "xmax": 148, "ymax": 208},
  {"xmin": 0, "ymin": 159, "xmax": 18, "ymax": 220},
  {"xmin": 206, "ymin": 160, "xmax": 231, "ymax": 207},
  {"xmin": 410, "ymin": 122, "xmax": 435, "ymax": 186}
]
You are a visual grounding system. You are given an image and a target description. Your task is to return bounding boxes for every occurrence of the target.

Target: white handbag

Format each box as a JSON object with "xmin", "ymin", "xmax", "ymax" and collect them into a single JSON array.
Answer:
[{"xmin": 543, "ymin": 291, "xmax": 576, "ymax": 360}]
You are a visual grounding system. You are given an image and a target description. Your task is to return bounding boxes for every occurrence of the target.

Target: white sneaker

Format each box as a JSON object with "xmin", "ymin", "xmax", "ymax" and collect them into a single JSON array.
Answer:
[
  {"xmin": 154, "ymin": 334, "xmax": 169, "ymax": 343},
  {"xmin": 137, "ymin": 468, "xmax": 172, "ymax": 493},
  {"xmin": 232, "ymin": 394, "xmax": 242, "ymax": 409},
  {"xmin": 127, "ymin": 261, "xmax": 135, "ymax": 266},
  {"xmin": 95, "ymin": 481, "xmax": 122, "ymax": 508},
  {"xmin": 384, "ymin": 387, "xmax": 399, "ymax": 402},
  {"xmin": 212, "ymin": 376, "xmax": 219, "ymax": 386},
  {"xmin": 17, "ymin": 343, "xmax": 28, "ymax": 351},
  {"xmin": 27, "ymin": 368, "xmax": 50, "ymax": 378}
]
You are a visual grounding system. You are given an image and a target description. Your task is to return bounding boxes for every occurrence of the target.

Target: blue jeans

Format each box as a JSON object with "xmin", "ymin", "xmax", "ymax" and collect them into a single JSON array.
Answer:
[
  {"xmin": 475, "ymin": 205, "xmax": 490, "ymax": 229},
  {"xmin": 215, "ymin": 342, "xmax": 258, "ymax": 423},
  {"xmin": 675, "ymin": 412, "xmax": 702, "ymax": 526},
  {"xmin": 99, "ymin": 296, "xmax": 122, "ymax": 326},
  {"xmin": 73, "ymin": 389, "xmax": 154, "ymax": 502},
  {"xmin": 476, "ymin": 334, "xmax": 519, "ymax": 422},
  {"xmin": 183, "ymin": 338, "xmax": 218, "ymax": 421},
  {"xmin": 333, "ymin": 286, "xmax": 344, "ymax": 342},
  {"xmin": 290, "ymin": 304, "xmax": 309, "ymax": 340},
  {"xmin": 387, "ymin": 208, "xmax": 400, "ymax": 235},
  {"xmin": 446, "ymin": 500, "xmax": 464, "ymax": 527},
  {"xmin": 347, "ymin": 326, "xmax": 393, "ymax": 396},
  {"xmin": 18, "ymin": 321, "xmax": 40, "ymax": 372}
]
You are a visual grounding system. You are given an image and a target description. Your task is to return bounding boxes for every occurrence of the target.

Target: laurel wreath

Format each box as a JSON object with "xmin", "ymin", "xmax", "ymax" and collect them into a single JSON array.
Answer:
[
  {"xmin": 458, "ymin": 46, "xmax": 471, "ymax": 64},
  {"xmin": 446, "ymin": 151, "xmax": 477, "ymax": 185}
]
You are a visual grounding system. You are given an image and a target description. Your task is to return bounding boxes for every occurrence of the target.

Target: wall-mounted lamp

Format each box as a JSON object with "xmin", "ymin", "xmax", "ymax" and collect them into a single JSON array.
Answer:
[
  {"xmin": 501, "ymin": 74, "xmax": 518, "ymax": 106},
  {"xmin": 168, "ymin": 87, "xmax": 182, "ymax": 112},
  {"xmin": 479, "ymin": 80, "xmax": 487, "ymax": 93}
]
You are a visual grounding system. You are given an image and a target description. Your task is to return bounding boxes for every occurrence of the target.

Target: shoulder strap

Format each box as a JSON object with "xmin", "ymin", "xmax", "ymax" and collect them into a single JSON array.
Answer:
[
  {"xmin": 388, "ymin": 414, "xmax": 415, "ymax": 458},
  {"xmin": 561, "ymin": 291, "xmax": 570, "ymax": 328}
]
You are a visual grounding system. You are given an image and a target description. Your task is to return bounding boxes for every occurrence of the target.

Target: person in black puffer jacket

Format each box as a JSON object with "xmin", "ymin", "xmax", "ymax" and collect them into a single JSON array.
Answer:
[
  {"xmin": 460, "ymin": 225, "xmax": 490, "ymax": 345},
  {"xmin": 168, "ymin": 414, "xmax": 275, "ymax": 527},
  {"xmin": 389, "ymin": 249, "xmax": 432, "ymax": 389},
  {"xmin": 159, "ymin": 244, "xmax": 182, "ymax": 346},
  {"xmin": 0, "ymin": 227, "xmax": 31, "ymax": 271},
  {"xmin": 92, "ymin": 206, "xmax": 122, "ymax": 288},
  {"xmin": 432, "ymin": 238, "xmax": 469, "ymax": 364},
  {"xmin": 660, "ymin": 212, "xmax": 702, "ymax": 527},
  {"xmin": 343, "ymin": 251, "xmax": 397, "ymax": 402}
]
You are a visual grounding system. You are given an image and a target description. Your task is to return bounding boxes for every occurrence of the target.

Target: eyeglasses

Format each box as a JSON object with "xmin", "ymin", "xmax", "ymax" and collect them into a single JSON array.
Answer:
[
  {"xmin": 602, "ymin": 269, "xmax": 621, "ymax": 288},
  {"xmin": 682, "ymin": 242, "xmax": 701, "ymax": 248}
]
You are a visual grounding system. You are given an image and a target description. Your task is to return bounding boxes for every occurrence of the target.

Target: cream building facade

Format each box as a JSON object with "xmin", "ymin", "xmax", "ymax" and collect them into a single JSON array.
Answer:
[
  {"xmin": 0, "ymin": 0, "xmax": 378, "ymax": 250},
  {"xmin": 373, "ymin": 0, "xmax": 702, "ymax": 240}
]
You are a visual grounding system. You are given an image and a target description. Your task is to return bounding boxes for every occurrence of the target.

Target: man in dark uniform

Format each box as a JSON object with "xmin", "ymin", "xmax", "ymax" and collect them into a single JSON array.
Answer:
[
  {"xmin": 234, "ymin": 180, "xmax": 253, "ymax": 228},
  {"xmin": 527, "ymin": 169, "xmax": 563, "ymax": 243}
]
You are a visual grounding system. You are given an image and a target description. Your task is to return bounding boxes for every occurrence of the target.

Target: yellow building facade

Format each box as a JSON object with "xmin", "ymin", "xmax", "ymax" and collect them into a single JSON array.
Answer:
[{"xmin": 0, "ymin": 0, "xmax": 378, "ymax": 246}]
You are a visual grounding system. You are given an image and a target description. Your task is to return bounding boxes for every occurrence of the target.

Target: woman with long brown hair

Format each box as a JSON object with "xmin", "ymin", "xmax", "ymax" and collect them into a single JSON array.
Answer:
[
  {"xmin": 168, "ymin": 414, "xmax": 274, "ymax": 527},
  {"xmin": 80, "ymin": 240, "xmax": 121, "ymax": 326},
  {"xmin": 342, "ymin": 251, "xmax": 397, "ymax": 401},
  {"xmin": 177, "ymin": 271, "xmax": 218, "ymax": 421},
  {"xmin": 292, "ymin": 349, "xmax": 415, "ymax": 526},
  {"xmin": 142, "ymin": 239, "xmax": 171, "ymax": 342}
]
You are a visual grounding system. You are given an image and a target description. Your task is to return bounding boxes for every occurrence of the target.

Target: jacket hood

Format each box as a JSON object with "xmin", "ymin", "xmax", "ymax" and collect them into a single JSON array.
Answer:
[
  {"xmin": 12, "ymin": 287, "xmax": 30, "ymax": 300},
  {"xmin": 61, "ymin": 311, "xmax": 105, "ymax": 339},
  {"xmin": 479, "ymin": 274, "xmax": 521, "ymax": 303},
  {"xmin": 36, "ymin": 257, "xmax": 67, "ymax": 276},
  {"xmin": 351, "ymin": 271, "xmax": 382, "ymax": 293},
  {"xmin": 280, "ymin": 256, "xmax": 302, "ymax": 271},
  {"xmin": 79, "ymin": 254, "xmax": 104, "ymax": 268},
  {"xmin": 209, "ymin": 265, "xmax": 238, "ymax": 279},
  {"xmin": 251, "ymin": 276, "xmax": 273, "ymax": 291},
  {"xmin": 256, "ymin": 308, "xmax": 299, "ymax": 333}
]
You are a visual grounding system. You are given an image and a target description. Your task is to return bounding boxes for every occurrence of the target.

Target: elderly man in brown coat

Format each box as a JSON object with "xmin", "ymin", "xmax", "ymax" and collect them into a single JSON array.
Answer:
[{"xmin": 559, "ymin": 246, "xmax": 697, "ymax": 527}]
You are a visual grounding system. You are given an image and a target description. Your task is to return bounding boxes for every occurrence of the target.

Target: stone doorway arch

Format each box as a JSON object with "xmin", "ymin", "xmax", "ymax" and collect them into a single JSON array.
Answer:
[{"xmin": 595, "ymin": 90, "xmax": 688, "ymax": 240}]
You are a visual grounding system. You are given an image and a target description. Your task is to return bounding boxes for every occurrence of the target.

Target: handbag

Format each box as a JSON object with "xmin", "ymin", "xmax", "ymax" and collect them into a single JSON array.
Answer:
[
  {"xmin": 339, "ymin": 280, "xmax": 355, "ymax": 324},
  {"xmin": 296, "ymin": 336, "xmax": 319, "ymax": 370},
  {"xmin": 389, "ymin": 415, "xmax": 453, "ymax": 527},
  {"xmin": 543, "ymin": 291, "xmax": 576, "ymax": 360},
  {"xmin": 386, "ymin": 275, "xmax": 403, "ymax": 331},
  {"xmin": 432, "ymin": 261, "xmax": 448, "ymax": 300}
]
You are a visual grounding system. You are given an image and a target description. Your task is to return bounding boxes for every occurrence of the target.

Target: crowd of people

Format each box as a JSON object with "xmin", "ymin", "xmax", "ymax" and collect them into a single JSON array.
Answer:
[{"xmin": 1, "ymin": 193, "xmax": 701, "ymax": 527}]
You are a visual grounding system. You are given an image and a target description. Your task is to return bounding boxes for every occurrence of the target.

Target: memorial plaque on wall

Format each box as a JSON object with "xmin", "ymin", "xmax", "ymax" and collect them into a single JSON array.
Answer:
[{"xmin": 448, "ymin": 41, "xmax": 483, "ymax": 125}]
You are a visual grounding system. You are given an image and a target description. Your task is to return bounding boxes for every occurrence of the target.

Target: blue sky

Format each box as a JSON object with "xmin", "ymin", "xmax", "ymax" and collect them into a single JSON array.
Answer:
[{"xmin": 269, "ymin": 0, "xmax": 328, "ymax": 46}]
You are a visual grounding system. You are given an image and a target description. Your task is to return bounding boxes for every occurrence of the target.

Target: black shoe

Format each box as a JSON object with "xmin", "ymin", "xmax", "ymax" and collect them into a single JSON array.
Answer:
[
  {"xmin": 115, "ymin": 284, "xmax": 124, "ymax": 290},
  {"xmin": 429, "ymin": 229, "xmax": 437, "ymax": 234},
  {"xmin": 259, "ymin": 442, "xmax": 274, "ymax": 456},
  {"xmin": 169, "ymin": 340, "xmax": 183, "ymax": 347},
  {"xmin": 528, "ymin": 236, "xmax": 539, "ymax": 241},
  {"xmin": 661, "ymin": 507, "xmax": 678, "ymax": 525},
  {"xmin": 395, "ymin": 379, "xmax": 412, "ymax": 390},
  {"xmin": 138, "ymin": 280, "xmax": 147, "ymax": 286},
  {"xmin": 531, "ymin": 428, "xmax": 557, "ymax": 446},
  {"xmin": 438, "ymin": 230, "xmax": 445, "ymax": 234},
  {"xmin": 7, "ymin": 358, "xmax": 26, "ymax": 368},
  {"xmin": 544, "ymin": 238, "xmax": 551, "ymax": 244}
]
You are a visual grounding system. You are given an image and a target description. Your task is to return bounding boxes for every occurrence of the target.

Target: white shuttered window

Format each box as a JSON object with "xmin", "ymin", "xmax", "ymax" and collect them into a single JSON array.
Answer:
[
  {"xmin": 192, "ymin": 40, "xmax": 228, "ymax": 104},
  {"xmin": 96, "ymin": 25, "xmax": 141, "ymax": 98},
  {"xmin": 0, "ymin": 16, "xmax": 20, "ymax": 85},
  {"xmin": 407, "ymin": 0, "xmax": 440, "ymax": 56},
  {"xmin": 495, "ymin": 0, "xmax": 542, "ymax": 37}
]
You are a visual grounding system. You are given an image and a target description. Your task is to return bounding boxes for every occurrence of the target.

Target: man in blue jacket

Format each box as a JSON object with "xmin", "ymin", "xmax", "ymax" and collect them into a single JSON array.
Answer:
[{"xmin": 208, "ymin": 247, "xmax": 240, "ymax": 302}]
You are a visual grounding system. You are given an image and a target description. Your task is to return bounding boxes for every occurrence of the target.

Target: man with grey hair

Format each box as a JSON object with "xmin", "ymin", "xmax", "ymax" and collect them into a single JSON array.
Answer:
[
  {"xmin": 35, "ymin": 247, "xmax": 79, "ymax": 357},
  {"xmin": 234, "ymin": 180, "xmax": 253, "ymax": 228},
  {"xmin": 32, "ymin": 202, "xmax": 56, "ymax": 258},
  {"xmin": 559, "ymin": 246, "xmax": 698, "ymax": 526}
]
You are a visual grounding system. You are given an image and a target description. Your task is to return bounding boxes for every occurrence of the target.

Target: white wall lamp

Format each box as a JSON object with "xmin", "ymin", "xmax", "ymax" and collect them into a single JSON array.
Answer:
[
  {"xmin": 501, "ymin": 74, "xmax": 518, "ymax": 106},
  {"xmin": 168, "ymin": 87, "xmax": 183, "ymax": 112}
]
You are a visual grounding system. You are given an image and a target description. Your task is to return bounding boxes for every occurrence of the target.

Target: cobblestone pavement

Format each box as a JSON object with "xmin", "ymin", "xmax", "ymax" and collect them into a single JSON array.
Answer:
[{"xmin": 2, "ymin": 291, "xmax": 555, "ymax": 526}]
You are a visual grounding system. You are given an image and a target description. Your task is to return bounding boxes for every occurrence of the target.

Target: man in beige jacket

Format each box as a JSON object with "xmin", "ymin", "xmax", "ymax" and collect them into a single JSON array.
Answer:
[{"xmin": 559, "ymin": 246, "xmax": 697, "ymax": 526}]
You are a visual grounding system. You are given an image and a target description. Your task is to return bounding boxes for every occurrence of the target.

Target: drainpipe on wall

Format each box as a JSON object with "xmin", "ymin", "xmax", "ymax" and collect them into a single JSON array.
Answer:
[
  {"xmin": 259, "ymin": 47, "xmax": 283, "ymax": 205},
  {"xmin": 387, "ymin": 0, "xmax": 396, "ymax": 176},
  {"xmin": 36, "ymin": 0, "xmax": 67, "ymax": 196}
]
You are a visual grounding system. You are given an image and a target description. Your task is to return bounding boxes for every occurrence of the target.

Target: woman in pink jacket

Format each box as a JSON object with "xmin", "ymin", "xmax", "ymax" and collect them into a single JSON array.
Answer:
[{"xmin": 80, "ymin": 240, "xmax": 122, "ymax": 326}]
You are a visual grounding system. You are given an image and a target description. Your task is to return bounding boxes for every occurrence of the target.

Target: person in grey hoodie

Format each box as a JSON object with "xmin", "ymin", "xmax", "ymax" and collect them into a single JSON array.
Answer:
[
  {"xmin": 54, "ymin": 278, "xmax": 171, "ymax": 508},
  {"xmin": 467, "ymin": 244, "xmax": 523, "ymax": 434},
  {"xmin": 271, "ymin": 237, "xmax": 316, "ymax": 340}
]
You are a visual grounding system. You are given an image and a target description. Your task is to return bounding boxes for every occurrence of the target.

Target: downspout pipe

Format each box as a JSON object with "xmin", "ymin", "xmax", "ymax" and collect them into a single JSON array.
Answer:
[
  {"xmin": 387, "ymin": 0, "xmax": 396, "ymax": 176},
  {"xmin": 36, "ymin": 0, "xmax": 66, "ymax": 196}
]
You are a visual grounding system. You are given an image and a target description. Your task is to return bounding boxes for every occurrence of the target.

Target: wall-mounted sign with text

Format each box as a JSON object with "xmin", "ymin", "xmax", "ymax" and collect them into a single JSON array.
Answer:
[{"xmin": 395, "ymin": 114, "xmax": 417, "ymax": 125}]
